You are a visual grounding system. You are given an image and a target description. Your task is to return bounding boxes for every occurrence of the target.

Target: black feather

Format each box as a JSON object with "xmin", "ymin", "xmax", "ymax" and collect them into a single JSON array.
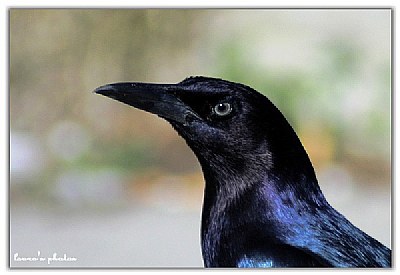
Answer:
[{"xmin": 94, "ymin": 76, "xmax": 391, "ymax": 268}]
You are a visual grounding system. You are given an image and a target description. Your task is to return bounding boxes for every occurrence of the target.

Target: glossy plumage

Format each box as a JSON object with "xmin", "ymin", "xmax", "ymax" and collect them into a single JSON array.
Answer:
[{"xmin": 94, "ymin": 76, "xmax": 391, "ymax": 268}]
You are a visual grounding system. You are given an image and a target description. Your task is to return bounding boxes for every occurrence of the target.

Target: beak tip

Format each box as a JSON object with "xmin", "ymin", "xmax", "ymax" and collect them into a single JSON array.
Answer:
[{"xmin": 93, "ymin": 84, "xmax": 116, "ymax": 95}]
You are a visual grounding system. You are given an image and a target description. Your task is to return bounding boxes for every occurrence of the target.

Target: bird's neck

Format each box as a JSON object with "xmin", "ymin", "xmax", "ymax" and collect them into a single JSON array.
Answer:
[
  {"xmin": 198, "ymin": 153, "xmax": 255, "ymax": 266},
  {"xmin": 197, "ymin": 151, "xmax": 326, "ymax": 267}
]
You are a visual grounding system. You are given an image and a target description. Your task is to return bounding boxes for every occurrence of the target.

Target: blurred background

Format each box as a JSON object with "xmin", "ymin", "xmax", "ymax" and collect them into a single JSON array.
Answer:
[{"xmin": 10, "ymin": 9, "xmax": 391, "ymax": 267}]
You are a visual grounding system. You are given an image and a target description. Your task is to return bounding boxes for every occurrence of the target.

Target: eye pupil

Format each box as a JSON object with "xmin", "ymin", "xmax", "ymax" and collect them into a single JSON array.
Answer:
[{"xmin": 214, "ymin": 102, "xmax": 232, "ymax": 116}]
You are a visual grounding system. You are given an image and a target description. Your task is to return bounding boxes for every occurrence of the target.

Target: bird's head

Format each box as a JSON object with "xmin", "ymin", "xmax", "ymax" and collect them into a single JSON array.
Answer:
[{"xmin": 94, "ymin": 76, "xmax": 316, "ymax": 183}]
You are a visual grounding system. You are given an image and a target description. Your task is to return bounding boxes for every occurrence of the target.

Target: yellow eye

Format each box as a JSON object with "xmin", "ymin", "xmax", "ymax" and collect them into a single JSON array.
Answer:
[{"xmin": 214, "ymin": 103, "xmax": 232, "ymax": 116}]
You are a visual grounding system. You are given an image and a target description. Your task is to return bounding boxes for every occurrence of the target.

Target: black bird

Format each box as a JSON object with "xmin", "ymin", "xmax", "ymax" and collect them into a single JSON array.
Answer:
[{"xmin": 94, "ymin": 76, "xmax": 391, "ymax": 268}]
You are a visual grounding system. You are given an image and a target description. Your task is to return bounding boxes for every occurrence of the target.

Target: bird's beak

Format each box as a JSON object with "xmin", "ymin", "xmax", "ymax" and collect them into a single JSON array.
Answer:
[{"xmin": 94, "ymin": 82, "xmax": 198, "ymax": 125}]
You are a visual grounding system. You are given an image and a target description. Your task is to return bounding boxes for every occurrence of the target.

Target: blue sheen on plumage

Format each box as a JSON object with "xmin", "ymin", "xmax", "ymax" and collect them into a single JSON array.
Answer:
[
  {"xmin": 237, "ymin": 255, "xmax": 274, "ymax": 268},
  {"xmin": 94, "ymin": 76, "xmax": 391, "ymax": 268}
]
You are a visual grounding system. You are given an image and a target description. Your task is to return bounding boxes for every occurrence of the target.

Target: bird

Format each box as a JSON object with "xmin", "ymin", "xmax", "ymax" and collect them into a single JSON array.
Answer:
[{"xmin": 94, "ymin": 76, "xmax": 391, "ymax": 268}]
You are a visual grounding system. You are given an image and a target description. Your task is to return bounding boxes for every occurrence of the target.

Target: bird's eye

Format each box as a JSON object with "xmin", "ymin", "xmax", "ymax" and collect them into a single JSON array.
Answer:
[{"xmin": 213, "ymin": 102, "xmax": 232, "ymax": 116}]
